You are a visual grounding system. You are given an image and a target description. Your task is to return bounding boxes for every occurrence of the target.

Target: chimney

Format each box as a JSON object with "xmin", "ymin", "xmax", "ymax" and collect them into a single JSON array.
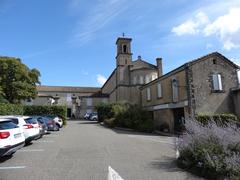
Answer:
[{"xmin": 156, "ymin": 58, "xmax": 163, "ymax": 77}]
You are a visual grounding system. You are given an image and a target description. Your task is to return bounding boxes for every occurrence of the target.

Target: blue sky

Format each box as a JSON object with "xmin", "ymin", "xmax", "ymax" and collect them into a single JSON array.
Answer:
[{"xmin": 0, "ymin": 0, "xmax": 240, "ymax": 87}]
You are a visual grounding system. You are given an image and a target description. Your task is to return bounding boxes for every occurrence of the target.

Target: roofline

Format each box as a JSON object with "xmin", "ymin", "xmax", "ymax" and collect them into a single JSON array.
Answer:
[
  {"xmin": 101, "ymin": 69, "xmax": 116, "ymax": 89},
  {"xmin": 116, "ymin": 37, "xmax": 132, "ymax": 44},
  {"xmin": 140, "ymin": 51, "xmax": 240, "ymax": 90},
  {"xmin": 132, "ymin": 59, "xmax": 157, "ymax": 69},
  {"xmin": 139, "ymin": 63, "xmax": 187, "ymax": 89},
  {"xmin": 37, "ymin": 85, "xmax": 101, "ymax": 89}
]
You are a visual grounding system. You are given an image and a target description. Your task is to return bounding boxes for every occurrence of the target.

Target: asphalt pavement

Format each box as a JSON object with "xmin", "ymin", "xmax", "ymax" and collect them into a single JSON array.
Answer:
[{"xmin": 0, "ymin": 120, "xmax": 202, "ymax": 180}]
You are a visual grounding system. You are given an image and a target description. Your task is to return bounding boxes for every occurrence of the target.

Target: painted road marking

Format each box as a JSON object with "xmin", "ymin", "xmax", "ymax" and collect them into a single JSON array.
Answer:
[
  {"xmin": 127, "ymin": 135, "xmax": 175, "ymax": 145},
  {"xmin": 18, "ymin": 149, "xmax": 44, "ymax": 152},
  {"xmin": 35, "ymin": 140, "xmax": 54, "ymax": 143},
  {"xmin": 108, "ymin": 166, "xmax": 124, "ymax": 180},
  {"xmin": 0, "ymin": 166, "xmax": 26, "ymax": 170}
]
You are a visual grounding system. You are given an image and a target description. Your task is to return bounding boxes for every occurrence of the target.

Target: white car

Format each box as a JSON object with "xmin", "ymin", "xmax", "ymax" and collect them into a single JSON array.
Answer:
[
  {"xmin": 0, "ymin": 118, "xmax": 25, "ymax": 157},
  {"xmin": 0, "ymin": 116, "xmax": 40, "ymax": 144}
]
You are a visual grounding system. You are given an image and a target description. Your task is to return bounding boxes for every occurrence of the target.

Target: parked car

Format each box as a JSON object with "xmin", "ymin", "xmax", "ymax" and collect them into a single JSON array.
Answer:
[
  {"xmin": 24, "ymin": 116, "xmax": 43, "ymax": 138},
  {"xmin": 89, "ymin": 112, "xmax": 98, "ymax": 121},
  {"xmin": 83, "ymin": 113, "xmax": 91, "ymax": 120},
  {"xmin": 38, "ymin": 116, "xmax": 59, "ymax": 131},
  {"xmin": 46, "ymin": 115, "xmax": 63, "ymax": 128},
  {"xmin": 0, "ymin": 118, "xmax": 25, "ymax": 157},
  {"xmin": 0, "ymin": 116, "xmax": 40, "ymax": 145},
  {"xmin": 36, "ymin": 117, "xmax": 48, "ymax": 135}
]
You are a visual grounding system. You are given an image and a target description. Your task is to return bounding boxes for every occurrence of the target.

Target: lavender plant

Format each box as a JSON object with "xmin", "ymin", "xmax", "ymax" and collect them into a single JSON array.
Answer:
[{"xmin": 177, "ymin": 118, "xmax": 240, "ymax": 179}]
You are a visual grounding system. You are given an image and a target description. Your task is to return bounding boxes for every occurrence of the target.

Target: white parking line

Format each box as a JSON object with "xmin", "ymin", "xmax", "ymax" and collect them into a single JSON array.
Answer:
[
  {"xmin": 108, "ymin": 166, "xmax": 124, "ymax": 180},
  {"xmin": 35, "ymin": 140, "xmax": 54, "ymax": 143},
  {"xmin": 18, "ymin": 149, "xmax": 45, "ymax": 152},
  {"xmin": 0, "ymin": 166, "xmax": 26, "ymax": 170},
  {"xmin": 127, "ymin": 135, "xmax": 175, "ymax": 145}
]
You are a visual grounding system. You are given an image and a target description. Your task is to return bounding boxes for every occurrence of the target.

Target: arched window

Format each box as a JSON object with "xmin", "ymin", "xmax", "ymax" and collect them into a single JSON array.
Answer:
[{"xmin": 123, "ymin": 45, "xmax": 127, "ymax": 53}]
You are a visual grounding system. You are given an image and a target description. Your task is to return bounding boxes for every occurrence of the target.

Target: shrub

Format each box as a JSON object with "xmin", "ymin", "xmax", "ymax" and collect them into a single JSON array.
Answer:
[
  {"xmin": 0, "ymin": 103, "xmax": 23, "ymax": 115},
  {"xmin": 98, "ymin": 102, "xmax": 154, "ymax": 132},
  {"xmin": 23, "ymin": 105, "xmax": 67, "ymax": 125},
  {"xmin": 196, "ymin": 114, "xmax": 239, "ymax": 125},
  {"xmin": 96, "ymin": 102, "xmax": 113, "ymax": 122},
  {"xmin": 177, "ymin": 118, "xmax": 240, "ymax": 179},
  {"xmin": 104, "ymin": 118, "xmax": 116, "ymax": 128}
]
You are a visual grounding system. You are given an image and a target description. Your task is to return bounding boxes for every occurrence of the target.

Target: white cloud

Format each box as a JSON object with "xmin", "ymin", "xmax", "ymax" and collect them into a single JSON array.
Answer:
[
  {"xmin": 172, "ymin": 12, "xmax": 209, "ymax": 36},
  {"xmin": 70, "ymin": 0, "xmax": 135, "ymax": 45},
  {"xmin": 172, "ymin": 6, "xmax": 240, "ymax": 50},
  {"xmin": 97, "ymin": 74, "xmax": 107, "ymax": 86},
  {"xmin": 203, "ymin": 8, "xmax": 240, "ymax": 50}
]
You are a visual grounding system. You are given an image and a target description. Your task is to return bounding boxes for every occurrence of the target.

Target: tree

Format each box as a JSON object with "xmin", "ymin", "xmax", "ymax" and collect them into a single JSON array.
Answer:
[{"xmin": 0, "ymin": 56, "xmax": 41, "ymax": 103}]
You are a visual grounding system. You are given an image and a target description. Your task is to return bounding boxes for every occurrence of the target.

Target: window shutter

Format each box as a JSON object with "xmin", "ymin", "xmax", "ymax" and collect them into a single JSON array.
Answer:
[
  {"xmin": 140, "ymin": 76, "xmax": 144, "ymax": 84},
  {"xmin": 147, "ymin": 87, "xmax": 151, "ymax": 101},
  {"xmin": 157, "ymin": 83, "xmax": 162, "ymax": 98},
  {"xmin": 218, "ymin": 74, "xmax": 222, "ymax": 90},
  {"xmin": 212, "ymin": 74, "xmax": 218, "ymax": 90},
  {"xmin": 212, "ymin": 74, "xmax": 222, "ymax": 91}
]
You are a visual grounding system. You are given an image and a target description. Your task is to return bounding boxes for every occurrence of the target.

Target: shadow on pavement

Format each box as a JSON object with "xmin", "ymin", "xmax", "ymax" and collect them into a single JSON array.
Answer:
[
  {"xmin": 0, "ymin": 155, "xmax": 13, "ymax": 163},
  {"xmin": 77, "ymin": 121, "xmax": 99, "ymax": 125}
]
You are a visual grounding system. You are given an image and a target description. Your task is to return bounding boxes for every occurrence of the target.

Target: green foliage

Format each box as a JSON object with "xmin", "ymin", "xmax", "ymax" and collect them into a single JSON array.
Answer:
[
  {"xmin": 196, "ymin": 114, "xmax": 239, "ymax": 125},
  {"xmin": 23, "ymin": 105, "xmax": 67, "ymax": 125},
  {"xmin": 0, "ymin": 103, "xmax": 23, "ymax": 115},
  {"xmin": 97, "ymin": 102, "xmax": 154, "ymax": 132},
  {"xmin": 96, "ymin": 102, "xmax": 113, "ymax": 122},
  {"xmin": 0, "ymin": 57, "xmax": 41, "ymax": 103},
  {"xmin": 104, "ymin": 118, "xmax": 116, "ymax": 128}
]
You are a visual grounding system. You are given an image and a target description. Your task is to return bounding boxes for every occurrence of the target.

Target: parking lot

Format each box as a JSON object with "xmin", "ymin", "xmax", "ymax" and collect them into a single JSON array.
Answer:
[{"xmin": 0, "ymin": 120, "xmax": 201, "ymax": 180}]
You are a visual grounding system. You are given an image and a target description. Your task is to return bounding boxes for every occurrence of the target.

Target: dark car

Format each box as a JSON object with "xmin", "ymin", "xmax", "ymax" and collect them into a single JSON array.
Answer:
[
  {"xmin": 36, "ymin": 117, "xmax": 48, "ymax": 135},
  {"xmin": 38, "ymin": 116, "xmax": 59, "ymax": 131}
]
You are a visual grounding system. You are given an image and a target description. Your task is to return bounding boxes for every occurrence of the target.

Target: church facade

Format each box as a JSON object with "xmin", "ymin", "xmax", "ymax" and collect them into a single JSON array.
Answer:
[{"xmin": 28, "ymin": 36, "xmax": 240, "ymax": 133}]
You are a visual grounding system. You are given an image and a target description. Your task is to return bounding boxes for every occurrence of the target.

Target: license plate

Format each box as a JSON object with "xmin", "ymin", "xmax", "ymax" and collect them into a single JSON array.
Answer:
[{"xmin": 14, "ymin": 133, "xmax": 22, "ymax": 138}]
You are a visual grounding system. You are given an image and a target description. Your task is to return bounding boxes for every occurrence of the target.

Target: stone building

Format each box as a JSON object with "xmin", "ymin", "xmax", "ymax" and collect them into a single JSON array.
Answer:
[
  {"xmin": 29, "ymin": 36, "xmax": 240, "ymax": 130},
  {"xmin": 30, "ymin": 86, "xmax": 108, "ymax": 118},
  {"xmin": 140, "ymin": 52, "xmax": 240, "ymax": 133},
  {"xmin": 101, "ymin": 37, "xmax": 160, "ymax": 104}
]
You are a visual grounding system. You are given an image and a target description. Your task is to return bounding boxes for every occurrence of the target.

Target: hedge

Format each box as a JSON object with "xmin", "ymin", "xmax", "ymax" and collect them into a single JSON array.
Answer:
[
  {"xmin": 196, "ymin": 114, "xmax": 239, "ymax": 126},
  {"xmin": 0, "ymin": 103, "xmax": 67, "ymax": 125},
  {"xmin": 96, "ymin": 102, "xmax": 154, "ymax": 132},
  {"xmin": 23, "ymin": 105, "xmax": 67, "ymax": 125},
  {"xmin": 0, "ymin": 103, "xmax": 23, "ymax": 115}
]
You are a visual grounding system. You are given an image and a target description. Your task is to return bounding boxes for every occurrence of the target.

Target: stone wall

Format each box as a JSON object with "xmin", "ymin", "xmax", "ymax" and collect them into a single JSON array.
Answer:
[
  {"xmin": 232, "ymin": 88, "xmax": 240, "ymax": 117},
  {"xmin": 190, "ymin": 55, "xmax": 238, "ymax": 115}
]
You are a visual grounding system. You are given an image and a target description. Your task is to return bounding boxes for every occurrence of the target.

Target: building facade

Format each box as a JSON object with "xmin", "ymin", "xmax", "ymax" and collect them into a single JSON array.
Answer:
[
  {"xmin": 29, "ymin": 37, "xmax": 240, "ymax": 133},
  {"xmin": 101, "ymin": 37, "xmax": 160, "ymax": 105},
  {"xmin": 30, "ymin": 86, "xmax": 108, "ymax": 118},
  {"xmin": 140, "ymin": 52, "xmax": 240, "ymax": 132}
]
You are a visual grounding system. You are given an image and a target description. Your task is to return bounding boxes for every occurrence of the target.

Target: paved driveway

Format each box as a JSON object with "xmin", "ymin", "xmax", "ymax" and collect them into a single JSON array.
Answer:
[{"xmin": 0, "ymin": 120, "xmax": 202, "ymax": 180}]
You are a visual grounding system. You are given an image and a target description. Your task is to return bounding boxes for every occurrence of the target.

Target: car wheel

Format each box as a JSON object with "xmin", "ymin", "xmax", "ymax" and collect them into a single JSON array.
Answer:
[{"xmin": 54, "ymin": 125, "xmax": 59, "ymax": 131}]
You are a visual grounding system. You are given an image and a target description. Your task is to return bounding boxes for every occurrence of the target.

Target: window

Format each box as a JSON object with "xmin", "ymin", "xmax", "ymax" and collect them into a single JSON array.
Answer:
[
  {"xmin": 157, "ymin": 83, "xmax": 162, "ymax": 98},
  {"xmin": 140, "ymin": 76, "xmax": 144, "ymax": 84},
  {"xmin": 213, "ymin": 59, "xmax": 217, "ymax": 64},
  {"xmin": 133, "ymin": 76, "xmax": 137, "ymax": 85},
  {"xmin": 212, "ymin": 74, "xmax": 223, "ymax": 91},
  {"xmin": 125, "ymin": 59, "xmax": 127, "ymax": 64},
  {"xmin": 172, "ymin": 78, "xmax": 178, "ymax": 102},
  {"xmin": 237, "ymin": 70, "xmax": 240, "ymax": 85},
  {"xmin": 145, "ymin": 75, "xmax": 150, "ymax": 84},
  {"xmin": 86, "ymin": 98, "xmax": 93, "ymax": 106},
  {"xmin": 152, "ymin": 74, "xmax": 158, "ymax": 81},
  {"xmin": 123, "ymin": 45, "xmax": 127, "ymax": 53},
  {"xmin": 147, "ymin": 87, "xmax": 151, "ymax": 101}
]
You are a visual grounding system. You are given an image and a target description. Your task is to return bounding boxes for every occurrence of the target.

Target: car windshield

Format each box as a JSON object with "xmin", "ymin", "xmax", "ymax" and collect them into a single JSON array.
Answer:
[
  {"xmin": 24, "ymin": 117, "xmax": 38, "ymax": 124},
  {"xmin": 0, "ymin": 121, "xmax": 18, "ymax": 130}
]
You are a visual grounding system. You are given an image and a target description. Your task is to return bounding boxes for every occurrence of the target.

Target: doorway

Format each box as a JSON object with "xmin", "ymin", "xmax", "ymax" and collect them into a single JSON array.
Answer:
[
  {"xmin": 173, "ymin": 108, "xmax": 185, "ymax": 133},
  {"xmin": 67, "ymin": 108, "xmax": 72, "ymax": 118}
]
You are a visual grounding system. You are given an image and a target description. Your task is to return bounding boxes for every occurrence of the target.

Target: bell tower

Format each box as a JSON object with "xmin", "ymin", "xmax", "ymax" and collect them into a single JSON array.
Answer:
[{"xmin": 116, "ymin": 37, "xmax": 132, "ymax": 67}]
